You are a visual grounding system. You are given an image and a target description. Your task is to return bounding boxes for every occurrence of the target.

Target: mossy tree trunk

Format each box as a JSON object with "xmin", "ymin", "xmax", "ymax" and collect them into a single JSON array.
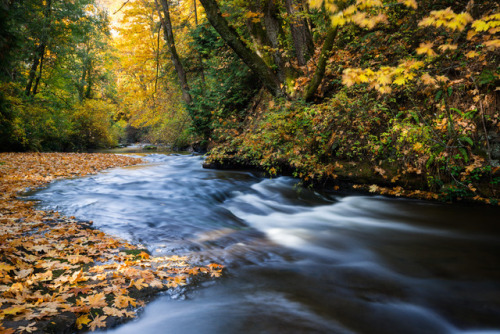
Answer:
[{"xmin": 199, "ymin": 0, "xmax": 284, "ymax": 98}]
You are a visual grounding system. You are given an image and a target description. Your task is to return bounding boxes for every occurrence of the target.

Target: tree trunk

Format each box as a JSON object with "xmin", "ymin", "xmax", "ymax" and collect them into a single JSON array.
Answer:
[
  {"xmin": 303, "ymin": 25, "xmax": 338, "ymax": 101},
  {"xmin": 193, "ymin": 0, "xmax": 205, "ymax": 86},
  {"xmin": 32, "ymin": 44, "xmax": 46, "ymax": 96},
  {"xmin": 244, "ymin": 7, "xmax": 273, "ymax": 64},
  {"xmin": 25, "ymin": 0, "xmax": 52, "ymax": 96},
  {"xmin": 77, "ymin": 61, "xmax": 87, "ymax": 101},
  {"xmin": 84, "ymin": 60, "xmax": 92, "ymax": 99},
  {"xmin": 193, "ymin": 0, "xmax": 198, "ymax": 25},
  {"xmin": 285, "ymin": 0, "xmax": 314, "ymax": 66},
  {"xmin": 155, "ymin": 0, "xmax": 192, "ymax": 105},
  {"xmin": 199, "ymin": 0, "xmax": 284, "ymax": 97},
  {"xmin": 25, "ymin": 47, "xmax": 41, "ymax": 95}
]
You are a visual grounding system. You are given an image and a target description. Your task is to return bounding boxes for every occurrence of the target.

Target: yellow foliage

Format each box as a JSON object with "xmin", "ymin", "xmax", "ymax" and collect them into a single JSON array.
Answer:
[
  {"xmin": 393, "ymin": 76, "xmax": 407, "ymax": 86},
  {"xmin": 416, "ymin": 42, "xmax": 436, "ymax": 56},
  {"xmin": 465, "ymin": 50, "xmax": 480, "ymax": 58},
  {"xmin": 309, "ymin": 0, "xmax": 324, "ymax": 9},
  {"xmin": 484, "ymin": 39, "xmax": 500, "ymax": 49},
  {"xmin": 418, "ymin": 8, "xmax": 473, "ymax": 32},
  {"xmin": 438, "ymin": 44, "xmax": 458, "ymax": 51},
  {"xmin": 472, "ymin": 20, "xmax": 489, "ymax": 32},
  {"xmin": 420, "ymin": 73, "xmax": 437, "ymax": 86},
  {"xmin": 397, "ymin": 0, "xmax": 418, "ymax": 10},
  {"xmin": 315, "ymin": 0, "xmax": 386, "ymax": 29}
]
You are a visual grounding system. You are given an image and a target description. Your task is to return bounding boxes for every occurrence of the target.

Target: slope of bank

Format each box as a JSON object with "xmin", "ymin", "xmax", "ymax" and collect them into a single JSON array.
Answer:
[{"xmin": 204, "ymin": 86, "xmax": 499, "ymax": 205}]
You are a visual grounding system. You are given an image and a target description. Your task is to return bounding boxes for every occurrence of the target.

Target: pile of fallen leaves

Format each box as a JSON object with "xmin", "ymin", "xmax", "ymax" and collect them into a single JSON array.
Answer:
[{"xmin": 0, "ymin": 153, "xmax": 224, "ymax": 333}]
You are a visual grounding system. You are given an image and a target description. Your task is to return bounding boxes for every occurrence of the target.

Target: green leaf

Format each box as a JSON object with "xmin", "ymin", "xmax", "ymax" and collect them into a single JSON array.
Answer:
[
  {"xmin": 459, "ymin": 136, "xmax": 473, "ymax": 146},
  {"xmin": 435, "ymin": 90, "xmax": 443, "ymax": 102},
  {"xmin": 426, "ymin": 154, "xmax": 435, "ymax": 169},
  {"xmin": 478, "ymin": 70, "xmax": 496, "ymax": 86},
  {"xmin": 458, "ymin": 147, "xmax": 469, "ymax": 163}
]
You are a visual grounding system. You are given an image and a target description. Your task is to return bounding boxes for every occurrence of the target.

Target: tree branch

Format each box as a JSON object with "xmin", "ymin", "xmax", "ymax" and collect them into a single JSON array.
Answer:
[{"xmin": 113, "ymin": 0, "xmax": 130, "ymax": 15}]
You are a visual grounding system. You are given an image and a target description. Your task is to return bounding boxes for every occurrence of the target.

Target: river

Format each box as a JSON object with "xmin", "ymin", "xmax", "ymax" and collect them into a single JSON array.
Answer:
[{"xmin": 32, "ymin": 154, "xmax": 500, "ymax": 334}]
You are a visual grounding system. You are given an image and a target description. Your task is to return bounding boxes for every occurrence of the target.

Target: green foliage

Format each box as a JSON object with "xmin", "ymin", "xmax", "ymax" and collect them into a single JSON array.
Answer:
[
  {"xmin": 69, "ymin": 100, "xmax": 121, "ymax": 150},
  {"xmin": 187, "ymin": 24, "xmax": 261, "ymax": 142},
  {"xmin": 0, "ymin": 82, "xmax": 121, "ymax": 152},
  {"xmin": 0, "ymin": 0, "xmax": 123, "ymax": 152}
]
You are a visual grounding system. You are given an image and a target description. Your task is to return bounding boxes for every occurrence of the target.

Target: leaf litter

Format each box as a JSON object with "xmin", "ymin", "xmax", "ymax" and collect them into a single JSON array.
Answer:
[{"xmin": 0, "ymin": 153, "xmax": 224, "ymax": 333}]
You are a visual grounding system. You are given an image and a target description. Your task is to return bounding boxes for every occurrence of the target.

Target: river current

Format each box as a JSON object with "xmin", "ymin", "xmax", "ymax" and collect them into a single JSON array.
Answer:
[{"xmin": 32, "ymin": 154, "xmax": 500, "ymax": 334}]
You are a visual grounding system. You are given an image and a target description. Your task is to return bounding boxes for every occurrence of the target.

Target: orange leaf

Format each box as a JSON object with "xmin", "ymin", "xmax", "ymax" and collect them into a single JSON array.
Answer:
[
  {"xmin": 84, "ymin": 293, "xmax": 107, "ymax": 308},
  {"xmin": 89, "ymin": 315, "xmax": 107, "ymax": 331}
]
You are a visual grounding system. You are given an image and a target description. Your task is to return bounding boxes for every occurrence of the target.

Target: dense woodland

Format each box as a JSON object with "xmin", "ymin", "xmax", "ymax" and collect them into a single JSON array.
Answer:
[{"xmin": 0, "ymin": 0, "xmax": 499, "ymax": 202}]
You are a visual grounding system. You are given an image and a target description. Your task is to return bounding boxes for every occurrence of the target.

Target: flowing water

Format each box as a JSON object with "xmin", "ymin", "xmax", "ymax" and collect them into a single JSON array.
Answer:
[{"xmin": 32, "ymin": 154, "xmax": 500, "ymax": 334}]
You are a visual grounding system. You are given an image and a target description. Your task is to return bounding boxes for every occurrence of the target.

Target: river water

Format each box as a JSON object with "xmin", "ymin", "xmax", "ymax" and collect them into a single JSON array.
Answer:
[{"xmin": 32, "ymin": 154, "xmax": 500, "ymax": 334}]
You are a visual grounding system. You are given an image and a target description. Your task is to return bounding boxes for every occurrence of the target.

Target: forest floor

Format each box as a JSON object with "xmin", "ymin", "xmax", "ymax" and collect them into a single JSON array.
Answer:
[{"xmin": 0, "ymin": 153, "xmax": 223, "ymax": 333}]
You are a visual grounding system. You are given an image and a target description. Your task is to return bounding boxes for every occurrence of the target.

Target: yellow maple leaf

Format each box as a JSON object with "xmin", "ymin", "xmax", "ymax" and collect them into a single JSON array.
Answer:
[
  {"xmin": 103, "ymin": 306, "xmax": 125, "ymax": 317},
  {"xmin": 436, "ymin": 75, "xmax": 449, "ymax": 83},
  {"xmin": 484, "ymin": 39, "xmax": 500, "ymax": 49},
  {"xmin": 138, "ymin": 251, "xmax": 150, "ymax": 260},
  {"xmin": 167, "ymin": 275, "xmax": 187, "ymax": 288},
  {"xmin": 465, "ymin": 51, "xmax": 479, "ymax": 58},
  {"xmin": 419, "ymin": 16, "xmax": 435, "ymax": 27},
  {"xmin": 467, "ymin": 30, "xmax": 478, "ymax": 40},
  {"xmin": 438, "ymin": 44, "xmax": 457, "ymax": 52},
  {"xmin": 342, "ymin": 69, "xmax": 357, "ymax": 87},
  {"xmin": 398, "ymin": 0, "xmax": 417, "ymax": 9},
  {"xmin": 76, "ymin": 314, "xmax": 91, "ymax": 330},
  {"xmin": 89, "ymin": 315, "xmax": 107, "ymax": 331},
  {"xmin": 331, "ymin": 13, "xmax": 346, "ymax": 27},
  {"xmin": 84, "ymin": 292, "xmax": 107, "ymax": 308},
  {"xmin": 421, "ymin": 73, "xmax": 436, "ymax": 85},
  {"xmin": 377, "ymin": 85, "xmax": 392, "ymax": 94},
  {"xmin": 393, "ymin": 76, "xmax": 407, "ymax": 86},
  {"xmin": 2, "ymin": 306, "xmax": 25, "ymax": 316},
  {"xmin": 416, "ymin": 42, "xmax": 436, "ymax": 56},
  {"xmin": 369, "ymin": 184, "xmax": 379, "ymax": 193},
  {"xmin": 309, "ymin": 0, "xmax": 324, "ymax": 10},
  {"xmin": 9, "ymin": 282, "xmax": 24, "ymax": 292},
  {"xmin": 69, "ymin": 269, "xmax": 88, "ymax": 285},
  {"xmin": 358, "ymin": 72, "xmax": 370, "ymax": 83},
  {"xmin": 376, "ymin": 74, "xmax": 392, "ymax": 85},
  {"xmin": 129, "ymin": 278, "xmax": 148, "ymax": 290},
  {"xmin": 149, "ymin": 279, "xmax": 164, "ymax": 288},
  {"xmin": 0, "ymin": 263, "xmax": 15, "ymax": 272},
  {"xmin": 413, "ymin": 142, "xmax": 424, "ymax": 152},
  {"xmin": 472, "ymin": 20, "xmax": 489, "ymax": 32},
  {"xmin": 113, "ymin": 295, "xmax": 136, "ymax": 309}
]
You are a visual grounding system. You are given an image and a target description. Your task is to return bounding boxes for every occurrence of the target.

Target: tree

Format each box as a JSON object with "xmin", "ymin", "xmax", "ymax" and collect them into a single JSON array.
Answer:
[
  {"xmin": 199, "ymin": 0, "xmax": 284, "ymax": 97},
  {"xmin": 155, "ymin": 0, "xmax": 193, "ymax": 104},
  {"xmin": 25, "ymin": 0, "xmax": 53, "ymax": 96},
  {"xmin": 285, "ymin": 0, "xmax": 314, "ymax": 66}
]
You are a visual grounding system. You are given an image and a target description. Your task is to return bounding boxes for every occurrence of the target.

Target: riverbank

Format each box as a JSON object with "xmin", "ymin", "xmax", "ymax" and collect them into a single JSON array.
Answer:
[
  {"xmin": 204, "ymin": 153, "xmax": 500, "ymax": 206},
  {"xmin": 0, "ymin": 153, "xmax": 223, "ymax": 333},
  {"xmin": 204, "ymin": 91, "xmax": 500, "ymax": 206}
]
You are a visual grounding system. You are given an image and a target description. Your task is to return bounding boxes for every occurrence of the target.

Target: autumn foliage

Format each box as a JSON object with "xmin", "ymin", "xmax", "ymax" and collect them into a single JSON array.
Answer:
[
  {"xmin": 0, "ymin": 153, "xmax": 224, "ymax": 332},
  {"xmin": 203, "ymin": 0, "xmax": 499, "ymax": 203}
]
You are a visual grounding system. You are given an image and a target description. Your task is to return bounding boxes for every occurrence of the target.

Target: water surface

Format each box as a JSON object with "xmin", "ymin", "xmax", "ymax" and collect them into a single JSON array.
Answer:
[{"xmin": 33, "ymin": 154, "xmax": 500, "ymax": 334}]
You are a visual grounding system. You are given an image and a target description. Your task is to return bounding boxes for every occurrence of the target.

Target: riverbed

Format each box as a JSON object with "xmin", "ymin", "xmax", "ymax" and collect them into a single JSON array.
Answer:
[{"xmin": 32, "ymin": 154, "xmax": 500, "ymax": 334}]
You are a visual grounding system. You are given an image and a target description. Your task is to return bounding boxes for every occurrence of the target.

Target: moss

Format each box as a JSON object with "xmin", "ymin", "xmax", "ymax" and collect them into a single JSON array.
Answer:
[{"xmin": 121, "ymin": 248, "xmax": 150, "ymax": 260}]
